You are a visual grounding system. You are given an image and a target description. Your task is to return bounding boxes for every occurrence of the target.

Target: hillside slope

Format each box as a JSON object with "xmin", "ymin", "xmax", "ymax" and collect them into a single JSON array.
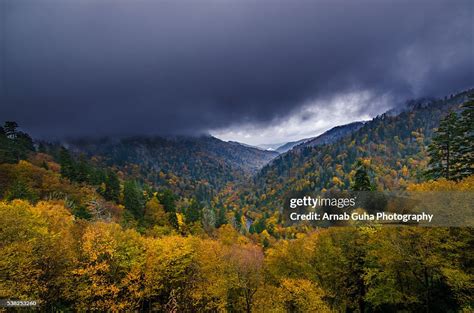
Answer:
[
  {"xmin": 67, "ymin": 135, "xmax": 277, "ymax": 194},
  {"xmin": 249, "ymin": 90, "xmax": 472, "ymax": 212}
]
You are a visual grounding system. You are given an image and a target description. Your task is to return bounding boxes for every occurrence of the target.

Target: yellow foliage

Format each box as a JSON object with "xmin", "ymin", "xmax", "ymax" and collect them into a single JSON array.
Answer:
[
  {"xmin": 407, "ymin": 175, "xmax": 474, "ymax": 191},
  {"xmin": 276, "ymin": 278, "xmax": 331, "ymax": 312}
]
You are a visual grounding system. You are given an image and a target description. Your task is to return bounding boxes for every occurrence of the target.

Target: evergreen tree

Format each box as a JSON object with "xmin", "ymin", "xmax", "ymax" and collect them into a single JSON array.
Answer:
[
  {"xmin": 427, "ymin": 112, "xmax": 461, "ymax": 180},
  {"xmin": 234, "ymin": 211, "xmax": 242, "ymax": 230},
  {"xmin": 75, "ymin": 155, "xmax": 91, "ymax": 183},
  {"xmin": 123, "ymin": 180, "xmax": 144, "ymax": 219},
  {"xmin": 0, "ymin": 122, "xmax": 34, "ymax": 163},
  {"xmin": 158, "ymin": 189, "xmax": 179, "ymax": 229},
  {"xmin": 158, "ymin": 189, "xmax": 177, "ymax": 213},
  {"xmin": 59, "ymin": 147, "xmax": 76, "ymax": 181},
  {"xmin": 104, "ymin": 170, "xmax": 120, "ymax": 202},
  {"xmin": 186, "ymin": 198, "xmax": 202, "ymax": 223},
  {"xmin": 216, "ymin": 205, "xmax": 227, "ymax": 227},
  {"xmin": 351, "ymin": 161, "xmax": 374, "ymax": 191},
  {"xmin": 0, "ymin": 126, "xmax": 11, "ymax": 163},
  {"xmin": 456, "ymin": 96, "xmax": 474, "ymax": 178},
  {"xmin": 6, "ymin": 179, "xmax": 38, "ymax": 202},
  {"xmin": 3, "ymin": 121, "xmax": 19, "ymax": 139}
]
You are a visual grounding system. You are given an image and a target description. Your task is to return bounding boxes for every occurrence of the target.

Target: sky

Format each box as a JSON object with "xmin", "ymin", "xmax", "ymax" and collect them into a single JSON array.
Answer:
[{"xmin": 1, "ymin": 0, "xmax": 473, "ymax": 145}]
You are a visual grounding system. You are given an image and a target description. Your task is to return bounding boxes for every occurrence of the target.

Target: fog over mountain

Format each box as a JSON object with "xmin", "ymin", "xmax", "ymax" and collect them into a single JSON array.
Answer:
[{"xmin": 1, "ymin": 0, "xmax": 472, "ymax": 143}]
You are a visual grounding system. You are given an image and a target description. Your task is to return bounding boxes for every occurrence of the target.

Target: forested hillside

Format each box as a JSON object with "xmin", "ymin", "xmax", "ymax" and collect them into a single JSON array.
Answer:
[
  {"xmin": 65, "ymin": 135, "xmax": 277, "ymax": 197},
  {"xmin": 252, "ymin": 90, "xmax": 472, "ymax": 208},
  {"xmin": 0, "ymin": 90, "xmax": 473, "ymax": 312}
]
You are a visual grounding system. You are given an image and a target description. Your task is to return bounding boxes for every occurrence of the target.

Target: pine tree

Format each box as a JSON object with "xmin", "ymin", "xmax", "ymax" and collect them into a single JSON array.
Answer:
[
  {"xmin": 75, "ymin": 155, "xmax": 91, "ymax": 183},
  {"xmin": 158, "ymin": 189, "xmax": 176, "ymax": 213},
  {"xmin": 186, "ymin": 198, "xmax": 201, "ymax": 223},
  {"xmin": 351, "ymin": 161, "xmax": 374, "ymax": 191},
  {"xmin": 3, "ymin": 121, "xmax": 18, "ymax": 139},
  {"xmin": 456, "ymin": 96, "xmax": 474, "ymax": 178},
  {"xmin": 216, "ymin": 205, "xmax": 227, "ymax": 227},
  {"xmin": 59, "ymin": 147, "xmax": 76, "ymax": 181},
  {"xmin": 104, "ymin": 170, "xmax": 120, "ymax": 202},
  {"xmin": 0, "ymin": 122, "xmax": 34, "ymax": 163},
  {"xmin": 123, "ymin": 180, "xmax": 144, "ymax": 219},
  {"xmin": 427, "ymin": 112, "xmax": 460, "ymax": 180}
]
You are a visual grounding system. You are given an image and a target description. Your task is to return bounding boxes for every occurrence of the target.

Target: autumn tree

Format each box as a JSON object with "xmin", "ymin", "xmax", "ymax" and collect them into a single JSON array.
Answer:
[
  {"xmin": 144, "ymin": 196, "xmax": 167, "ymax": 226},
  {"xmin": 71, "ymin": 222, "xmax": 145, "ymax": 311}
]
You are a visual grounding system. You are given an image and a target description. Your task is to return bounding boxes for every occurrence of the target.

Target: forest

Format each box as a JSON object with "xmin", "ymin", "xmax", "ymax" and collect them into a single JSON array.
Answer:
[{"xmin": 0, "ymin": 90, "xmax": 473, "ymax": 312}]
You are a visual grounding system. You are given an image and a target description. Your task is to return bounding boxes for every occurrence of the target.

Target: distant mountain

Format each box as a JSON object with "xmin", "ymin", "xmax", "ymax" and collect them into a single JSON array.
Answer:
[
  {"xmin": 227, "ymin": 141, "xmax": 265, "ymax": 151},
  {"xmin": 271, "ymin": 122, "xmax": 365, "ymax": 154},
  {"xmin": 67, "ymin": 135, "xmax": 278, "ymax": 195},
  {"xmin": 257, "ymin": 143, "xmax": 285, "ymax": 151},
  {"xmin": 250, "ymin": 89, "xmax": 472, "ymax": 212},
  {"xmin": 274, "ymin": 138, "xmax": 314, "ymax": 153},
  {"xmin": 297, "ymin": 121, "xmax": 365, "ymax": 149}
]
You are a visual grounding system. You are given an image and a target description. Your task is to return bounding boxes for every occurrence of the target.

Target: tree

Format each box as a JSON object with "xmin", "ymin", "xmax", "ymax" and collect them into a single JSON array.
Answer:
[
  {"xmin": 0, "ymin": 122, "xmax": 34, "ymax": 163},
  {"xmin": 71, "ymin": 222, "xmax": 145, "ymax": 311},
  {"xmin": 123, "ymin": 180, "xmax": 144, "ymax": 219},
  {"xmin": 3, "ymin": 121, "xmax": 19, "ymax": 138},
  {"xmin": 6, "ymin": 178, "xmax": 38, "ymax": 202},
  {"xmin": 185, "ymin": 198, "xmax": 201, "ymax": 224},
  {"xmin": 215, "ymin": 205, "xmax": 227, "ymax": 228},
  {"xmin": 104, "ymin": 170, "xmax": 120, "ymax": 202},
  {"xmin": 75, "ymin": 155, "xmax": 91, "ymax": 183},
  {"xmin": 427, "ymin": 112, "xmax": 460, "ymax": 180},
  {"xmin": 456, "ymin": 96, "xmax": 474, "ymax": 179},
  {"xmin": 59, "ymin": 147, "xmax": 76, "ymax": 181},
  {"xmin": 225, "ymin": 244, "xmax": 264, "ymax": 313},
  {"xmin": 351, "ymin": 160, "xmax": 375, "ymax": 191},
  {"xmin": 0, "ymin": 201, "xmax": 76, "ymax": 308},
  {"xmin": 144, "ymin": 196, "xmax": 167, "ymax": 226},
  {"xmin": 201, "ymin": 207, "xmax": 216, "ymax": 232},
  {"xmin": 276, "ymin": 279, "xmax": 330, "ymax": 312},
  {"xmin": 158, "ymin": 189, "xmax": 176, "ymax": 213}
]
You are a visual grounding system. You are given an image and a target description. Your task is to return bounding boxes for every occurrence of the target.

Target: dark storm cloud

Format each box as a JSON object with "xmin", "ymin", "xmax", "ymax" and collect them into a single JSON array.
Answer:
[{"xmin": 1, "ymin": 0, "xmax": 472, "ymax": 138}]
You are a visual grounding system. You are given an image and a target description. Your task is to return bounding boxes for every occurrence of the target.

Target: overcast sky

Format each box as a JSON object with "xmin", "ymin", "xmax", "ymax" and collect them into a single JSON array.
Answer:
[{"xmin": 1, "ymin": 0, "xmax": 473, "ymax": 145}]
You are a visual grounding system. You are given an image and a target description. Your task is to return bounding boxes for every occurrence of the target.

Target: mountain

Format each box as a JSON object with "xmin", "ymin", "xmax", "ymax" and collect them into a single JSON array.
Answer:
[
  {"xmin": 257, "ymin": 142, "xmax": 285, "ymax": 151},
  {"xmin": 273, "ymin": 121, "xmax": 366, "ymax": 154},
  {"xmin": 274, "ymin": 137, "xmax": 313, "ymax": 153},
  {"xmin": 244, "ymin": 89, "xmax": 472, "ymax": 214},
  {"xmin": 67, "ymin": 135, "xmax": 278, "ymax": 196},
  {"xmin": 227, "ymin": 141, "xmax": 266, "ymax": 151},
  {"xmin": 297, "ymin": 121, "xmax": 365, "ymax": 149}
]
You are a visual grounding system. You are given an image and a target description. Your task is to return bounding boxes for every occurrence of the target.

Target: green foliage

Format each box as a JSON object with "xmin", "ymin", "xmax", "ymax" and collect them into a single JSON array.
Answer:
[
  {"xmin": 240, "ymin": 91, "xmax": 472, "ymax": 221},
  {"xmin": 6, "ymin": 178, "xmax": 38, "ymax": 202},
  {"xmin": 104, "ymin": 170, "xmax": 120, "ymax": 202},
  {"xmin": 427, "ymin": 111, "xmax": 461, "ymax": 180},
  {"xmin": 1, "ymin": 92, "xmax": 473, "ymax": 311},
  {"xmin": 123, "ymin": 180, "xmax": 144, "ymax": 219},
  {"xmin": 216, "ymin": 205, "xmax": 227, "ymax": 228},
  {"xmin": 427, "ymin": 96, "xmax": 474, "ymax": 181},
  {"xmin": 0, "ymin": 121, "xmax": 35, "ymax": 163},
  {"xmin": 185, "ymin": 197, "xmax": 202, "ymax": 223},
  {"xmin": 59, "ymin": 147, "xmax": 76, "ymax": 181},
  {"xmin": 67, "ymin": 136, "xmax": 276, "ymax": 198},
  {"xmin": 351, "ymin": 160, "xmax": 375, "ymax": 191},
  {"xmin": 457, "ymin": 96, "xmax": 474, "ymax": 176}
]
